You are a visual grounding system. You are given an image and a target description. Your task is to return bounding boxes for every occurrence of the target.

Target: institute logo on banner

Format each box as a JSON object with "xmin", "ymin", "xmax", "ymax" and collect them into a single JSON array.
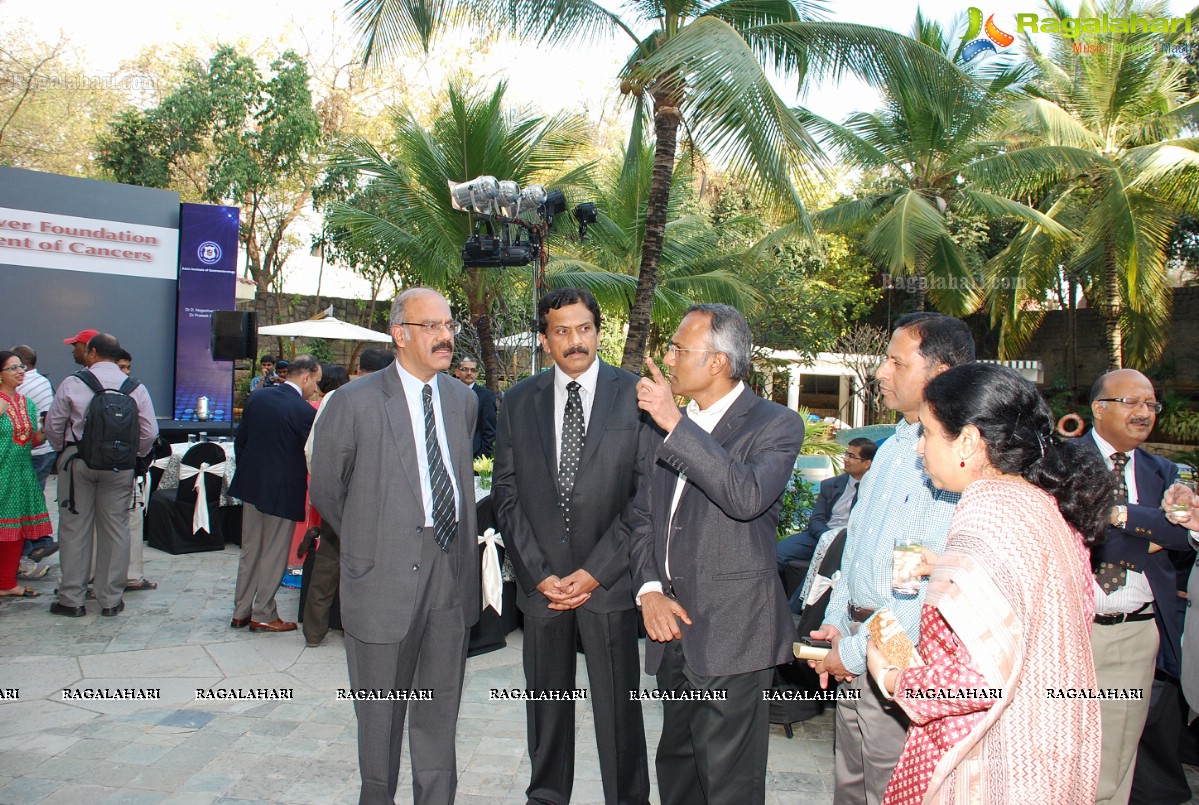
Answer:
[
  {"xmin": 197, "ymin": 241, "xmax": 222, "ymax": 265},
  {"xmin": 959, "ymin": 7, "xmax": 1015, "ymax": 63}
]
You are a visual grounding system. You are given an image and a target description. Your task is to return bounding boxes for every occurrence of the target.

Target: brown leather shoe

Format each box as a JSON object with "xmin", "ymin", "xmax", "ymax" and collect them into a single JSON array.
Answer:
[
  {"xmin": 230, "ymin": 616, "xmax": 251, "ymax": 629},
  {"xmin": 249, "ymin": 618, "xmax": 297, "ymax": 633}
]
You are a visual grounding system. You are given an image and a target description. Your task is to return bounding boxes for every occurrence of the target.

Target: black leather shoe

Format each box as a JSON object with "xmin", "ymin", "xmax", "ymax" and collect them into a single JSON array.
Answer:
[
  {"xmin": 50, "ymin": 602, "xmax": 86, "ymax": 618},
  {"xmin": 29, "ymin": 544, "xmax": 58, "ymax": 563},
  {"xmin": 100, "ymin": 601, "xmax": 125, "ymax": 617}
]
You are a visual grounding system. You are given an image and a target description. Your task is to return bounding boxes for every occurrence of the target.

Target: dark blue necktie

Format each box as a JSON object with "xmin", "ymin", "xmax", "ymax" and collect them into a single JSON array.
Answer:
[{"xmin": 558, "ymin": 381, "xmax": 585, "ymax": 539}]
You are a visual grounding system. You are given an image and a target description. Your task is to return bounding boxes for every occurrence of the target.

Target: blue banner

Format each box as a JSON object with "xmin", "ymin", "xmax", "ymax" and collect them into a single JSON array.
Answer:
[{"xmin": 174, "ymin": 203, "xmax": 240, "ymax": 421}]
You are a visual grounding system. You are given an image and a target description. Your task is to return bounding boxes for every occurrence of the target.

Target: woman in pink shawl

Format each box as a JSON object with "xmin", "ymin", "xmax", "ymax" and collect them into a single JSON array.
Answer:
[{"xmin": 866, "ymin": 363, "xmax": 1113, "ymax": 805}]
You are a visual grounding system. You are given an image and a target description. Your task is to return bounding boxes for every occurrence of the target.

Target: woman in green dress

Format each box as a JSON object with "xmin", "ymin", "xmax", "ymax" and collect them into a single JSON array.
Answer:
[{"xmin": 0, "ymin": 350, "xmax": 52, "ymax": 597}]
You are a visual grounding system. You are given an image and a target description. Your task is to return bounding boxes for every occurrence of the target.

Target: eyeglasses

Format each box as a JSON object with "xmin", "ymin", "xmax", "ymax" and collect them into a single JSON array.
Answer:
[
  {"xmin": 666, "ymin": 345, "xmax": 711, "ymax": 356},
  {"xmin": 1, "ymin": 364, "xmax": 26, "ymax": 372},
  {"xmin": 1096, "ymin": 397, "xmax": 1163, "ymax": 414},
  {"xmin": 399, "ymin": 320, "xmax": 463, "ymax": 335},
  {"xmin": 844, "ymin": 452, "xmax": 865, "ymax": 461}
]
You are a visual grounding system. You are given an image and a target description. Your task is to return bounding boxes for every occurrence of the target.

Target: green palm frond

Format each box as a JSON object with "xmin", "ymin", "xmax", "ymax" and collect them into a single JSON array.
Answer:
[
  {"xmin": 956, "ymin": 189, "xmax": 1074, "ymax": 241},
  {"xmin": 865, "ymin": 190, "xmax": 947, "ymax": 275},
  {"xmin": 628, "ymin": 16, "xmax": 819, "ymax": 205}
]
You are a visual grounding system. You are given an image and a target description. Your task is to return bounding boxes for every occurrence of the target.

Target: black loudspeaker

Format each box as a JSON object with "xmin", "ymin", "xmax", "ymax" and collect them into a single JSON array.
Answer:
[{"xmin": 211, "ymin": 311, "xmax": 257, "ymax": 360}]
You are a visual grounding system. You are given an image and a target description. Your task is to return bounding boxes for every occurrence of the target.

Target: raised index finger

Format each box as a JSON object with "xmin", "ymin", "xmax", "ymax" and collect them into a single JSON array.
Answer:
[{"xmin": 644, "ymin": 356, "xmax": 668, "ymax": 385}]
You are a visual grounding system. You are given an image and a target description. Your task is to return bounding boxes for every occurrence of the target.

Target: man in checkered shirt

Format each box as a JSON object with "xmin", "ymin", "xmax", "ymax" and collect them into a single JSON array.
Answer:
[{"xmin": 810, "ymin": 313, "xmax": 974, "ymax": 805}]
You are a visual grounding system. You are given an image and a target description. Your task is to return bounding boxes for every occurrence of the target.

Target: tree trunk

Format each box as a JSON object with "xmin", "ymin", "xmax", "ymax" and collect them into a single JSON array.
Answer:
[
  {"xmin": 1067, "ymin": 274, "xmax": 1078, "ymax": 401},
  {"xmin": 464, "ymin": 268, "xmax": 502, "ymax": 392},
  {"xmin": 621, "ymin": 101, "xmax": 682, "ymax": 372},
  {"xmin": 910, "ymin": 258, "xmax": 927, "ymax": 312},
  {"xmin": 1101, "ymin": 252, "xmax": 1123, "ymax": 369}
]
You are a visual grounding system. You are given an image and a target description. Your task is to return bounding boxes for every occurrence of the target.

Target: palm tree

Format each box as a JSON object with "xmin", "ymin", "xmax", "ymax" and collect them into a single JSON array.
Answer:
[
  {"xmin": 328, "ymin": 81, "xmax": 596, "ymax": 387},
  {"xmin": 810, "ymin": 13, "xmax": 1072, "ymax": 316},
  {"xmin": 344, "ymin": 0, "xmax": 973, "ymax": 370},
  {"xmin": 547, "ymin": 109, "xmax": 765, "ymax": 343},
  {"xmin": 986, "ymin": 0, "xmax": 1199, "ymax": 369}
]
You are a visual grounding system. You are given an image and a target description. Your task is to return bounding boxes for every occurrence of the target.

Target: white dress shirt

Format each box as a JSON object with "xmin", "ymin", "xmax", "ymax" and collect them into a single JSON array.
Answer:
[
  {"xmin": 1091, "ymin": 429, "xmax": 1154, "ymax": 614},
  {"xmin": 551, "ymin": 359, "xmax": 600, "ymax": 468},
  {"xmin": 394, "ymin": 363, "xmax": 461, "ymax": 525},
  {"xmin": 827, "ymin": 477, "xmax": 859, "ymax": 532}
]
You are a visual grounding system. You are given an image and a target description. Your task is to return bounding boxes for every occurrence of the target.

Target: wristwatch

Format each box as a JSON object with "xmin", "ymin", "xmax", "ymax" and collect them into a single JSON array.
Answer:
[{"xmin": 1114, "ymin": 504, "xmax": 1128, "ymax": 528}]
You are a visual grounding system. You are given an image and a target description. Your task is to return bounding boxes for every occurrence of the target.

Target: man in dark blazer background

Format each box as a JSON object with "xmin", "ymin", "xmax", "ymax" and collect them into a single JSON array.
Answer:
[
  {"xmin": 309, "ymin": 288, "xmax": 479, "ymax": 805},
  {"xmin": 455, "ymin": 355, "xmax": 497, "ymax": 459},
  {"xmin": 228, "ymin": 354, "xmax": 321, "ymax": 633},
  {"xmin": 492, "ymin": 288, "xmax": 658, "ymax": 805},
  {"xmin": 776, "ymin": 437, "xmax": 875, "ymax": 611},
  {"xmin": 631, "ymin": 303, "xmax": 804, "ymax": 805},
  {"xmin": 1085, "ymin": 368, "xmax": 1193, "ymax": 805}
]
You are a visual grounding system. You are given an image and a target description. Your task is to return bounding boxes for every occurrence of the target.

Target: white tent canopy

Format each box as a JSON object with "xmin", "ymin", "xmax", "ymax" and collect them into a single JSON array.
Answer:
[{"xmin": 258, "ymin": 316, "xmax": 392, "ymax": 343}]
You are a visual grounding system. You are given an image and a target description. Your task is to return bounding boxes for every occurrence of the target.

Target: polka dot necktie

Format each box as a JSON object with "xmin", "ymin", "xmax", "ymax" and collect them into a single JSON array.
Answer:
[
  {"xmin": 558, "ymin": 381, "xmax": 585, "ymax": 540},
  {"xmin": 422, "ymin": 384, "xmax": 456, "ymax": 551},
  {"xmin": 1095, "ymin": 452, "xmax": 1130, "ymax": 591}
]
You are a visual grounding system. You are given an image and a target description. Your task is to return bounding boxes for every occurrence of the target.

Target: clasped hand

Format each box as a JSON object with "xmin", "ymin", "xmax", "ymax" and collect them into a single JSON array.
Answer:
[{"xmin": 537, "ymin": 570, "xmax": 599, "ymax": 611}]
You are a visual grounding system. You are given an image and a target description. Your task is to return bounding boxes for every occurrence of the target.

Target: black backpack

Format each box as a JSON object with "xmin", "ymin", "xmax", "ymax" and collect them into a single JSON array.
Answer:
[{"xmin": 72, "ymin": 370, "xmax": 142, "ymax": 471}]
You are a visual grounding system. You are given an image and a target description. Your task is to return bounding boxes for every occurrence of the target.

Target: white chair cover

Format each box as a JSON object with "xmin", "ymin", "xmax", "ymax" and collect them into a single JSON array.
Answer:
[
  {"xmin": 176, "ymin": 461, "xmax": 227, "ymax": 535},
  {"xmin": 477, "ymin": 527, "xmax": 505, "ymax": 614}
]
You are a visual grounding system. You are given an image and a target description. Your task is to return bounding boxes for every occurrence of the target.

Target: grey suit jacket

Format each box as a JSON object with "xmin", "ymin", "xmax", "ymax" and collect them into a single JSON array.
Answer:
[
  {"xmin": 491, "ymin": 361, "xmax": 663, "ymax": 617},
  {"xmin": 309, "ymin": 367, "xmax": 481, "ymax": 644},
  {"xmin": 630, "ymin": 387, "xmax": 804, "ymax": 677}
]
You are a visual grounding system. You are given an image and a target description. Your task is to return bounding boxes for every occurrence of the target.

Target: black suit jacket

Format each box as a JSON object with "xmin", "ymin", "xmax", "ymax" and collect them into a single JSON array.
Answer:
[
  {"xmin": 806, "ymin": 474, "xmax": 854, "ymax": 537},
  {"xmin": 230, "ymin": 384, "xmax": 316, "ymax": 522},
  {"xmin": 1087, "ymin": 438, "xmax": 1192, "ymax": 677},
  {"xmin": 630, "ymin": 388, "xmax": 804, "ymax": 677},
  {"xmin": 471, "ymin": 383, "xmax": 497, "ymax": 459},
  {"xmin": 492, "ymin": 361, "xmax": 663, "ymax": 617}
]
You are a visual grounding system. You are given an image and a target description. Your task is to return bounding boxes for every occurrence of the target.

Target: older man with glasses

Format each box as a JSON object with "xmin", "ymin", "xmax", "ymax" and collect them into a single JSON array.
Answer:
[
  {"xmin": 310, "ymin": 288, "xmax": 480, "ymax": 805},
  {"xmin": 1085, "ymin": 369, "xmax": 1192, "ymax": 805}
]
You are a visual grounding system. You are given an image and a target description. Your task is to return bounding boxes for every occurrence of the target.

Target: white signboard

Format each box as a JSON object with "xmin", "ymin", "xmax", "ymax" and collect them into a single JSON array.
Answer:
[{"xmin": 0, "ymin": 206, "xmax": 179, "ymax": 280}]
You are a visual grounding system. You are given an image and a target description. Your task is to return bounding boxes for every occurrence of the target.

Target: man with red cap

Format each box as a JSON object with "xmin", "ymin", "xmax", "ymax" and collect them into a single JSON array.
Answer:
[{"xmin": 64, "ymin": 330, "xmax": 99, "ymax": 367}]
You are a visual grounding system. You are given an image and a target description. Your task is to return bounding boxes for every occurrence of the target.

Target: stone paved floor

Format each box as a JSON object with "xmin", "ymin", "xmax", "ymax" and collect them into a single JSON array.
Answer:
[
  {"xmin": 1, "ymin": 480, "xmax": 1194, "ymax": 804},
  {"xmin": 0, "ymin": 479, "xmax": 834, "ymax": 804}
]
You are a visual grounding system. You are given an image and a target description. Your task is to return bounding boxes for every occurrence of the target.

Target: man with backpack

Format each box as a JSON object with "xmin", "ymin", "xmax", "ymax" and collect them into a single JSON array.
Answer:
[{"xmin": 45, "ymin": 333, "xmax": 158, "ymax": 618}]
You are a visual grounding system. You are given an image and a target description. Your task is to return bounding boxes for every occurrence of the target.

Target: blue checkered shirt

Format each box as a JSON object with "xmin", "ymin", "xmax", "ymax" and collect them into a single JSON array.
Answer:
[{"xmin": 824, "ymin": 417, "xmax": 960, "ymax": 674}]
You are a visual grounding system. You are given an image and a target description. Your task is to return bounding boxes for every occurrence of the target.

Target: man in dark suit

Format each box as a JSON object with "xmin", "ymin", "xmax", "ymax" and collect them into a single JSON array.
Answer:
[
  {"xmin": 309, "ymin": 288, "xmax": 479, "ymax": 805},
  {"xmin": 455, "ymin": 356, "xmax": 497, "ymax": 459},
  {"xmin": 776, "ymin": 438, "xmax": 875, "ymax": 612},
  {"xmin": 631, "ymin": 303, "xmax": 804, "ymax": 805},
  {"xmin": 228, "ymin": 354, "xmax": 321, "ymax": 633},
  {"xmin": 1085, "ymin": 368, "xmax": 1193, "ymax": 805},
  {"xmin": 492, "ymin": 288, "xmax": 658, "ymax": 805}
]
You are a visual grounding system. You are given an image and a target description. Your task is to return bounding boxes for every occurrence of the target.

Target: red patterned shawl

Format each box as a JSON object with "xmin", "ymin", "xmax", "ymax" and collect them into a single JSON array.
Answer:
[{"xmin": 888, "ymin": 478, "xmax": 1100, "ymax": 805}]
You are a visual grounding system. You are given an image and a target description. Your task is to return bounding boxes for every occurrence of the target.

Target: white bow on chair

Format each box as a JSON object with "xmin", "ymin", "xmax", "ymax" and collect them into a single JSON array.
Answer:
[
  {"xmin": 477, "ymin": 527, "xmax": 505, "ymax": 614},
  {"xmin": 177, "ymin": 461, "xmax": 226, "ymax": 535}
]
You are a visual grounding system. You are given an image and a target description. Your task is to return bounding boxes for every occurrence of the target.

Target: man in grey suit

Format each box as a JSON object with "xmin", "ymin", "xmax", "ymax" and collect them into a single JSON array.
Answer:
[
  {"xmin": 631, "ymin": 304, "xmax": 804, "ymax": 805},
  {"xmin": 309, "ymin": 288, "xmax": 480, "ymax": 805},
  {"xmin": 492, "ymin": 287, "xmax": 657, "ymax": 805}
]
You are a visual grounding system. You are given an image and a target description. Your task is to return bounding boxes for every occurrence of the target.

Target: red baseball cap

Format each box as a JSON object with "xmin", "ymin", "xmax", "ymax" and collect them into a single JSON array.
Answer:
[{"xmin": 63, "ymin": 329, "xmax": 100, "ymax": 346}]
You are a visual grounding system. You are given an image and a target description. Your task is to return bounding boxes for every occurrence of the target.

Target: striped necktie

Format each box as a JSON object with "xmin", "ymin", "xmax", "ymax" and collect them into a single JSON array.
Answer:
[{"xmin": 422, "ymin": 384, "xmax": 456, "ymax": 551}]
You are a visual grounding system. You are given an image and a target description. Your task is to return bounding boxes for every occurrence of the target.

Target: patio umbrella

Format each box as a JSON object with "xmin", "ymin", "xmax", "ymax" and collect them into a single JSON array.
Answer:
[{"xmin": 258, "ymin": 316, "xmax": 392, "ymax": 343}]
